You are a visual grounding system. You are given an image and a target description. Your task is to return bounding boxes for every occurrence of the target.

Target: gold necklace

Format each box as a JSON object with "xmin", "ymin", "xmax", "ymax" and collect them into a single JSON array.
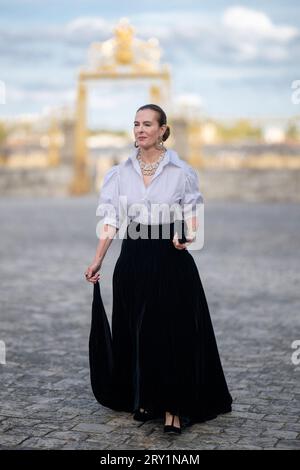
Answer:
[{"xmin": 137, "ymin": 148, "xmax": 166, "ymax": 176}]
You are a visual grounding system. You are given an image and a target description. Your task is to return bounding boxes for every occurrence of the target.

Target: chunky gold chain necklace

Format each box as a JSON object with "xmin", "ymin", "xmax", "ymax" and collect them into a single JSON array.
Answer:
[{"xmin": 136, "ymin": 148, "xmax": 166, "ymax": 176}]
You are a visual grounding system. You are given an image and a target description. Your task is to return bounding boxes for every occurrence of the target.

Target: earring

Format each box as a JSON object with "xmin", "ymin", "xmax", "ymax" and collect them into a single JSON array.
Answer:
[
  {"xmin": 134, "ymin": 141, "xmax": 139, "ymax": 148},
  {"xmin": 155, "ymin": 136, "xmax": 163, "ymax": 149}
]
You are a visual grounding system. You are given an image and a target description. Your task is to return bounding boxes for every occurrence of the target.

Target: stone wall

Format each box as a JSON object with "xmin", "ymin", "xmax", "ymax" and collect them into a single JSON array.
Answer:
[
  {"xmin": 198, "ymin": 168, "xmax": 300, "ymax": 202},
  {"xmin": 0, "ymin": 165, "xmax": 73, "ymax": 197},
  {"xmin": 0, "ymin": 165, "xmax": 299, "ymax": 202}
]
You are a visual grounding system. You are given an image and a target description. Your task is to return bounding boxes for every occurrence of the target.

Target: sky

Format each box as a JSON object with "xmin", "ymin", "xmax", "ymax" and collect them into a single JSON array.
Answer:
[{"xmin": 0, "ymin": 0, "xmax": 299, "ymax": 130}]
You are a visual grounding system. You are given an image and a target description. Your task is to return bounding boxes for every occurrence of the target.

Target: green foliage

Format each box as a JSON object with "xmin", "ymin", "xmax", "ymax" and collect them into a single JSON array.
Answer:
[
  {"xmin": 286, "ymin": 122, "xmax": 300, "ymax": 141},
  {"xmin": 0, "ymin": 121, "xmax": 8, "ymax": 145},
  {"xmin": 216, "ymin": 119, "xmax": 262, "ymax": 142}
]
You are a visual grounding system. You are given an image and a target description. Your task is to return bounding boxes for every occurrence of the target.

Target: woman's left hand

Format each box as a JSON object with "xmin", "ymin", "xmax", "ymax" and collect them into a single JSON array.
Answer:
[{"xmin": 172, "ymin": 232, "xmax": 195, "ymax": 250}]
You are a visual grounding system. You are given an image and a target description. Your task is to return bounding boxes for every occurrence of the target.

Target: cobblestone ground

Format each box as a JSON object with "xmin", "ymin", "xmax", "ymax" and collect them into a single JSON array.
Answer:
[{"xmin": 0, "ymin": 197, "xmax": 299, "ymax": 450}]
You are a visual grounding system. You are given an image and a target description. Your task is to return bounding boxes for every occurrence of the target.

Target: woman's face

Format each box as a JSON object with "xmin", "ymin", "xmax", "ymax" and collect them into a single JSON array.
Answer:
[{"xmin": 134, "ymin": 109, "xmax": 166, "ymax": 150}]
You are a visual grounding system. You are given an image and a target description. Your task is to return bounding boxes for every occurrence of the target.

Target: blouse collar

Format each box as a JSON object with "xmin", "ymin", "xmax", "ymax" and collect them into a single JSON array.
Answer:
[
  {"xmin": 127, "ymin": 148, "xmax": 184, "ymax": 183},
  {"xmin": 125, "ymin": 148, "xmax": 185, "ymax": 189},
  {"xmin": 127, "ymin": 147, "xmax": 182, "ymax": 169}
]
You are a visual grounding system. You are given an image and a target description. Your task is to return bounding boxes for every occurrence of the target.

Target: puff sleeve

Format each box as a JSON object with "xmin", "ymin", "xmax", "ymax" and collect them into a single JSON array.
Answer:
[
  {"xmin": 96, "ymin": 165, "xmax": 120, "ymax": 229},
  {"xmin": 181, "ymin": 166, "xmax": 204, "ymax": 220}
]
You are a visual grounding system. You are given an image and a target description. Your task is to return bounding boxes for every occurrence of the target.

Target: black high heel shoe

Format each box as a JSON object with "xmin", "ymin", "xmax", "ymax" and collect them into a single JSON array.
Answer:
[
  {"xmin": 164, "ymin": 413, "xmax": 181, "ymax": 434},
  {"xmin": 133, "ymin": 408, "xmax": 154, "ymax": 422}
]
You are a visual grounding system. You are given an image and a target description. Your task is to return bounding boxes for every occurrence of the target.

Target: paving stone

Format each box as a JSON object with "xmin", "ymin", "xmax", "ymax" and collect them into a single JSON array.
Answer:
[
  {"xmin": 3, "ymin": 427, "xmax": 53, "ymax": 438},
  {"xmin": 275, "ymin": 439, "xmax": 300, "ymax": 449},
  {"xmin": 236, "ymin": 437, "xmax": 279, "ymax": 448},
  {"xmin": 279, "ymin": 423, "xmax": 300, "ymax": 433},
  {"xmin": 0, "ymin": 198, "xmax": 299, "ymax": 450},
  {"xmin": 18, "ymin": 437, "xmax": 68, "ymax": 449},
  {"xmin": 71, "ymin": 423, "xmax": 115, "ymax": 434},
  {"xmin": 0, "ymin": 434, "xmax": 29, "ymax": 447},
  {"xmin": 261, "ymin": 429, "xmax": 299, "ymax": 440},
  {"xmin": 44, "ymin": 431, "xmax": 90, "ymax": 442},
  {"xmin": 263, "ymin": 414, "xmax": 299, "ymax": 423}
]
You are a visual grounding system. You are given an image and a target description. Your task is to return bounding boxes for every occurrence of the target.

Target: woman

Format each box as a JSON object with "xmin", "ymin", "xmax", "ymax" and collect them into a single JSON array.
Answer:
[{"xmin": 85, "ymin": 104, "xmax": 232, "ymax": 434}]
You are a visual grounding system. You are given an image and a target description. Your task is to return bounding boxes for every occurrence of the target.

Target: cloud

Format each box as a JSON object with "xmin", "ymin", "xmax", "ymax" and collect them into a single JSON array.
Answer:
[
  {"xmin": 6, "ymin": 85, "xmax": 75, "ymax": 105},
  {"xmin": 116, "ymin": 8, "xmax": 299, "ymax": 69},
  {"xmin": 64, "ymin": 16, "xmax": 113, "ymax": 45},
  {"xmin": 65, "ymin": 16, "xmax": 111, "ymax": 36},
  {"xmin": 222, "ymin": 6, "xmax": 298, "ymax": 42},
  {"xmin": 0, "ymin": 8, "xmax": 298, "ymax": 67},
  {"xmin": 1, "ymin": 6, "xmax": 299, "ymax": 119},
  {"xmin": 0, "ymin": 15, "xmax": 113, "ymax": 60},
  {"xmin": 220, "ymin": 6, "xmax": 299, "ymax": 62}
]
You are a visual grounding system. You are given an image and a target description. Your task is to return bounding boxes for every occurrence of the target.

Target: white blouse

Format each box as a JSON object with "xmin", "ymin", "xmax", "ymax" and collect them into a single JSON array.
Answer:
[{"xmin": 96, "ymin": 147, "xmax": 204, "ymax": 229}]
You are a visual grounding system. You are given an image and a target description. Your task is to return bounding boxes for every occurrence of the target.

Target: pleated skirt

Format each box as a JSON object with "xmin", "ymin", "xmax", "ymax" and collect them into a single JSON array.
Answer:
[{"xmin": 89, "ymin": 221, "xmax": 232, "ymax": 426}]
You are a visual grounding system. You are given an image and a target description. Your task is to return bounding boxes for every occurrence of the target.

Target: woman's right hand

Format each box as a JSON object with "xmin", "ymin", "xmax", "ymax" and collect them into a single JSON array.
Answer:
[{"xmin": 84, "ymin": 260, "xmax": 102, "ymax": 284}]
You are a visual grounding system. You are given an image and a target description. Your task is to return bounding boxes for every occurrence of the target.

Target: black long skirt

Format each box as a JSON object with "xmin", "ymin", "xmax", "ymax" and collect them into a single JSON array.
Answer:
[{"xmin": 89, "ymin": 221, "xmax": 232, "ymax": 426}]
